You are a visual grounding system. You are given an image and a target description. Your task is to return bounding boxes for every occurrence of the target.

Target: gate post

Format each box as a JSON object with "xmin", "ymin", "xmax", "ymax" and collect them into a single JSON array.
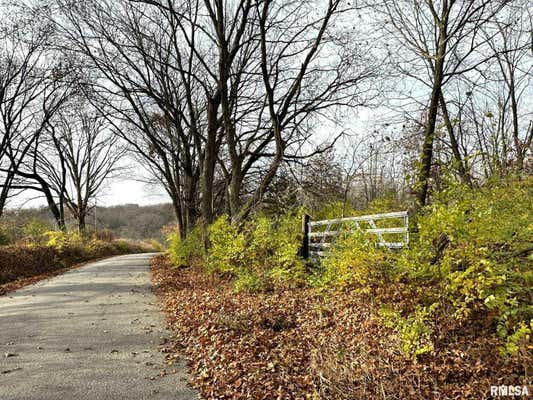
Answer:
[{"xmin": 301, "ymin": 214, "xmax": 310, "ymax": 259}]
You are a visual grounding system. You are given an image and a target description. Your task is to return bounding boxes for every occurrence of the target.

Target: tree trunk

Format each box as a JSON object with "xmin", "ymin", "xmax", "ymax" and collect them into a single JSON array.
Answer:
[
  {"xmin": 0, "ymin": 171, "xmax": 14, "ymax": 218},
  {"xmin": 200, "ymin": 92, "xmax": 220, "ymax": 247},
  {"xmin": 44, "ymin": 190, "xmax": 65, "ymax": 231},
  {"xmin": 416, "ymin": 87, "xmax": 442, "ymax": 206},
  {"xmin": 509, "ymin": 74, "xmax": 523, "ymax": 171},
  {"xmin": 439, "ymin": 92, "xmax": 472, "ymax": 186},
  {"xmin": 228, "ymin": 168, "xmax": 242, "ymax": 221},
  {"xmin": 170, "ymin": 189, "xmax": 185, "ymax": 240},
  {"xmin": 415, "ymin": 38, "xmax": 447, "ymax": 207},
  {"xmin": 78, "ymin": 214, "xmax": 86, "ymax": 234},
  {"xmin": 184, "ymin": 169, "xmax": 199, "ymax": 234}
]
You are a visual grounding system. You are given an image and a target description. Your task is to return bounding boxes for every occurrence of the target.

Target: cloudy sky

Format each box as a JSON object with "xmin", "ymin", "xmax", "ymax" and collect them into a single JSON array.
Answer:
[
  {"xmin": 10, "ymin": 173, "xmax": 170, "ymax": 210},
  {"xmin": 101, "ymin": 179, "xmax": 169, "ymax": 206}
]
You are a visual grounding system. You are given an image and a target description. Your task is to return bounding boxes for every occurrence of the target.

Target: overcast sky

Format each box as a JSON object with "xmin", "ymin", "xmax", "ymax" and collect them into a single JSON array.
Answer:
[
  {"xmin": 9, "ymin": 176, "xmax": 170, "ymax": 210},
  {"xmin": 102, "ymin": 179, "xmax": 170, "ymax": 206}
]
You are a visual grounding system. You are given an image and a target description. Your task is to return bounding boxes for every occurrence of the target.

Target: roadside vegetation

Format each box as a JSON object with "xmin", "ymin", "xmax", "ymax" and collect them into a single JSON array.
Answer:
[
  {"xmin": 154, "ymin": 177, "xmax": 532, "ymax": 399},
  {"xmin": 1, "ymin": 203, "xmax": 176, "ymax": 242},
  {"xmin": 0, "ymin": 223, "xmax": 161, "ymax": 295}
]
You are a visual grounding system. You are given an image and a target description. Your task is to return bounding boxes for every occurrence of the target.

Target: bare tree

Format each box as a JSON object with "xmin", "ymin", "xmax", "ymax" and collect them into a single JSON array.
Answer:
[
  {"xmin": 0, "ymin": 8, "xmax": 54, "ymax": 216},
  {"xmin": 54, "ymin": 0, "xmax": 213, "ymax": 238},
  {"xmin": 52, "ymin": 0, "xmax": 377, "ymax": 237},
  {"xmin": 0, "ymin": 6, "xmax": 72, "ymax": 223},
  {"xmin": 431, "ymin": 1, "xmax": 533, "ymax": 180},
  {"xmin": 38, "ymin": 103, "xmax": 125, "ymax": 233},
  {"xmin": 484, "ymin": 2, "xmax": 533, "ymax": 171},
  {"xmin": 377, "ymin": 0, "xmax": 510, "ymax": 206}
]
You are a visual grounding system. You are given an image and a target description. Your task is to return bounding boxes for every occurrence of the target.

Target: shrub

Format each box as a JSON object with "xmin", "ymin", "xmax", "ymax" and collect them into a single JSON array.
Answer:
[
  {"xmin": 317, "ymin": 230, "xmax": 391, "ymax": 290},
  {"xmin": 89, "ymin": 228, "xmax": 114, "ymax": 242},
  {"xmin": 243, "ymin": 214, "xmax": 305, "ymax": 290},
  {"xmin": 365, "ymin": 192, "xmax": 405, "ymax": 214},
  {"xmin": 205, "ymin": 213, "xmax": 305, "ymax": 292},
  {"xmin": 23, "ymin": 218, "xmax": 52, "ymax": 245},
  {"xmin": 168, "ymin": 225, "xmax": 205, "ymax": 267},
  {"xmin": 145, "ymin": 239, "xmax": 165, "ymax": 252},
  {"xmin": 312, "ymin": 201, "xmax": 356, "ymax": 221},
  {"xmin": 206, "ymin": 215, "xmax": 246, "ymax": 274},
  {"xmin": 86, "ymin": 239, "xmax": 117, "ymax": 258},
  {"xmin": 0, "ymin": 229, "xmax": 159, "ymax": 287},
  {"xmin": 111, "ymin": 239, "xmax": 131, "ymax": 254},
  {"xmin": 0, "ymin": 245, "xmax": 60, "ymax": 284},
  {"xmin": 161, "ymin": 178, "xmax": 531, "ymax": 357},
  {"xmin": 503, "ymin": 321, "xmax": 532, "ymax": 357},
  {"xmin": 379, "ymin": 303, "xmax": 437, "ymax": 358},
  {"xmin": 110, "ymin": 239, "xmax": 155, "ymax": 254},
  {"xmin": 396, "ymin": 178, "xmax": 533, "ymax": 355},
  {"xmin": 233, "ymin": 268, "xmax": 263, "ymax": 293},
  {"xmin": 45, "ymin": 230, "xmax": 83, "ymax": 250},
  {"xmin": 0, "ymin": 225, "xmax": 11, "ymax": 246},
  {"xmin": 310, "ymin": 178, "xmax": 531, "ymax": 358}
]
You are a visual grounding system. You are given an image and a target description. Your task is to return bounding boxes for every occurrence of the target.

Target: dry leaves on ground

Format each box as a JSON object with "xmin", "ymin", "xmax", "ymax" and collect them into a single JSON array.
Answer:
[{"xmin": 151, "ymin": 254, "xmax": 530, "ymax": 400}]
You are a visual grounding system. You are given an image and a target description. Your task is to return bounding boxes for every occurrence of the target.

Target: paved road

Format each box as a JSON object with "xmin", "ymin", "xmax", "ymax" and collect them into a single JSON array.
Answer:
[{"xmin": 0, "ymin": 253, "xmax": 198, "ymax": 400}]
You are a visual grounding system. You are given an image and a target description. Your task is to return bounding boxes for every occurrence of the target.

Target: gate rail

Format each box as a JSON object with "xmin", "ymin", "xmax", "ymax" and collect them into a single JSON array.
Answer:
[{"xmin": 301, "ymin": 211, "xmax": 409, "ymax": 259}]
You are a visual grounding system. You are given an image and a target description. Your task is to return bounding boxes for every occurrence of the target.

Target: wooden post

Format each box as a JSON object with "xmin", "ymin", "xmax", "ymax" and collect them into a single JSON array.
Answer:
[{"xmin": 301, "ymin": 214, "xmax": 310, "ymax": 259}]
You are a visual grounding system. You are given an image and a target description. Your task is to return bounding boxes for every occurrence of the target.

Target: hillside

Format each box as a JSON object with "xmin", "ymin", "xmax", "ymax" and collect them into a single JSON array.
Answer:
[{"xmin": 1, "ymin": 203, "xmax": 175, "ymax": 243}]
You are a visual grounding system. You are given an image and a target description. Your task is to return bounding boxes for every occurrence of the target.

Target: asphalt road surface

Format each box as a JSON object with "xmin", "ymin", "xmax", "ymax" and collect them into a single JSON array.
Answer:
[{"xmin": 0, "ymin": 253, "xmax": 198, "ymax": 400}]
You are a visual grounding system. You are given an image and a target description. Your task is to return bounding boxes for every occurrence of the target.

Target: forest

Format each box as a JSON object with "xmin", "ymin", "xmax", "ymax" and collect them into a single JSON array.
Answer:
[{"xmin": 0, "ymin": 0, "xmax": 531, "ymax": 399}]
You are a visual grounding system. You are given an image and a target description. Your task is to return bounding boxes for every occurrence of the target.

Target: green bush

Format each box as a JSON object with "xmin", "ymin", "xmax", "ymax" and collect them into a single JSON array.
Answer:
[
  {"xmin": 0, "ymin": 225, "xmax": 11, "ymax": 246},
  {"xmin": 86, "ymin": 239, "xmax": 118, "ymax": 258},
  {"xmin": 205, "ymin": 213, "xmax": 305, "ymax": 292},
  {"xmin": 45, "ymin": 230, "xmax": 83, "ymax": 250},
  {"xmin": 161, "ymin": 178, "xmax": 531, "ymax": 356},
  {"xmin": 23, "ymin": 218, "xmax": 52, "ymax": 245},
  {"xmin": 311, "ymin": 178, "xmax": 531, "ymax": 357},
  {"xmin": 379, "ymin": 303, "xmax": 437, "ymax": 358},
  {"xmin": 206, "ymin": 215, "xmax": 246, "ymax": 274},
  {"xmin": 365, "ymin": 192, "xmax": 405, "ymax": 215},
  {"xmin": 316, "ymin": 230, "xmax": 391, "ymax": 290},
  {"xmin": 168, "ymin": 225, "xmax": 205, "ymax": 267},
  {"xmin": 396, "ymin": 178, "xmax": 532, "ymax": 355},
  {"xmin": 312, "ymin": 201, "xmax": 356, "ymax": 221},
  {"xmin": 246, "ymin": 214, "xmax": 306, "ymax": 289}
]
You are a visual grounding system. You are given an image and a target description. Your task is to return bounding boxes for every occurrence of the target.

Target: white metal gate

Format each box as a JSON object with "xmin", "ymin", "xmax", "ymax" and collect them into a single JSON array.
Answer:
[{"xmin": 303, "ymin": 211, "xmax": 409, "ymax": 258}]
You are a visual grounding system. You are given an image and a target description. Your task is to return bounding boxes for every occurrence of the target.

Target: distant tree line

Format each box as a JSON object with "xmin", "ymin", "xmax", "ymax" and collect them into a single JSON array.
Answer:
[{"xmin": 1, "ymin": 203, "xmax": 175, "ymax": 242}]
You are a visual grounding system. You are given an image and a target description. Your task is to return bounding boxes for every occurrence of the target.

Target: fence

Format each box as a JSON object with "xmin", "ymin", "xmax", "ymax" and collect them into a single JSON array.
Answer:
[{"xmin": 301, "ymin": 211, "xmax": 409, "ymax": 259}]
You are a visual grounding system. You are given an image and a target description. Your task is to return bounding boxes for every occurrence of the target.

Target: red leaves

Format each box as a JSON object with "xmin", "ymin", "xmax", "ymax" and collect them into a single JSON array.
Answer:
[{"xmin": 151, "ymin": 255, "xmax": 530, "ymax": 399}]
